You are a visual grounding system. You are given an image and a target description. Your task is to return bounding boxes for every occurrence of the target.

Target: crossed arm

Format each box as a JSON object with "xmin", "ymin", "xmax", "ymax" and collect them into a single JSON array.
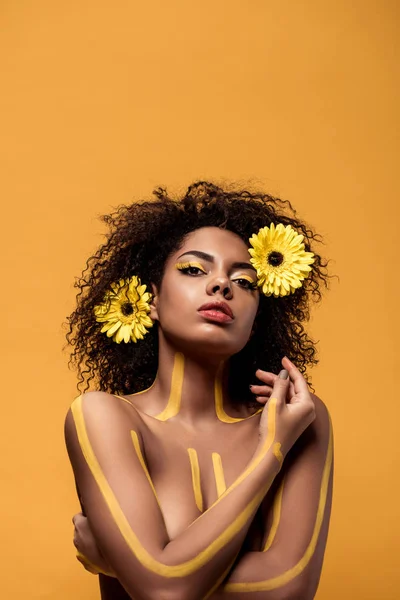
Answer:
[
  {"xmin": 207, "ymin": 395, "xmax": 333, "ymax": 599},
  {"xmin": 65, "ymin": 392, "xmax": 333, "ymax": 600}
]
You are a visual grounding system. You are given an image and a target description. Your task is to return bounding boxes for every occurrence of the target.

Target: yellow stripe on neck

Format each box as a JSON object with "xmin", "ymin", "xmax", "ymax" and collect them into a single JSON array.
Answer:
[
  {"xmin": 214, "ymin": 369, "xmax": 262, "ymax": 423},
  {"xmin": 155, "ymin": 353, "xmax": 185, "ymax": 421}
]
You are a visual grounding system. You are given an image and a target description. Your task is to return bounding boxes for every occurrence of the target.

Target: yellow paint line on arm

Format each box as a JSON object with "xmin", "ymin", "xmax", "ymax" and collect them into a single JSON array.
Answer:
[{"xmin": 224, "ymin": 415, "xmax": 334, "ymax": 592}]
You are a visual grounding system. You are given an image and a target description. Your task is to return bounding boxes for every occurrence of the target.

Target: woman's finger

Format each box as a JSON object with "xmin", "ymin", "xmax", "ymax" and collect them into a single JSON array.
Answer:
[
  {"xmin": 72, "ymin": 512, "xmax": 85, "ymax": 526},
  {"xmin": 281, "ymin": 357, "xmax": 309, "ymax": 395},
  {"xmin": 76, "ymin": 552, "xmax": 100, "ymax": 575},
  {"xmin": 255, "ymin": 396, "xmax": 269, "ymax": 404},
  {"xmin": 255, "ymin": 369, "xmax": 278, "ymax": 385},
  {"xmin": 255, "ymin": 369, "xmax": 297, "ymax": 399},
  {"xmin": 73, "ymin": 532, "xmax": 79, "ymax": 549},
  {"xmin": 261, "ymin": 369, "xmax": 290, "ymax": 408},
  {"xmin": 250, "ymin": 384, "xmax": 273, "ymax": 396}
]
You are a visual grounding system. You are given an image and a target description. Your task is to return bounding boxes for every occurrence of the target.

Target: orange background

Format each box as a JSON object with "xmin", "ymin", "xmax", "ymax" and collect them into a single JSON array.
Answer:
[{"xmin": 1, "ymin": 1, "xmax": 399, "ymax": 598}]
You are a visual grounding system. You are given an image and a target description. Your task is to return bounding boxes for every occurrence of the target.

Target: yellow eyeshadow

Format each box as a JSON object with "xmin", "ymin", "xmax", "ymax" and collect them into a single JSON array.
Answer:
[
  {"xmin": 233, "ymin": 274, "xmax": 257, "ymax": 284},
  {"xmin": 175, "ymin": 261, "xmax": 206, "ymax": 273}
]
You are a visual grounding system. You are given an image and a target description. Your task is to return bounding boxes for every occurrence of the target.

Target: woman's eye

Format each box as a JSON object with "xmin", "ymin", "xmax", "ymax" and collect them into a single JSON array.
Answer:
[
  {"xmin": 185, "ymin": 266, "xmax": 204, "ymax": 275},
  {"xmin": 175, "ymin": 263, "xmax": 206, "ymax": 276},
  {"xmin": 234, "ymin": 278, "xmax": 257, "ymax": 291}
]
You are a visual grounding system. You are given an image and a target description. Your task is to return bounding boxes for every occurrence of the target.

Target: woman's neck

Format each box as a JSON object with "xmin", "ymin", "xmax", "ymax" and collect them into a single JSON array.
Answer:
[{"xmin": 145, "ymin": 335, "xmax": 238, "ymax": 427}]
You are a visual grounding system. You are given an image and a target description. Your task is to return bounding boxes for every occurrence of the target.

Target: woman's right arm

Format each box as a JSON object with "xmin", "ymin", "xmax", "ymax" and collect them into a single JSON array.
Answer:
[{"xmin": 64, "ymin": 372, "xmax": 313, "ymax": 600}]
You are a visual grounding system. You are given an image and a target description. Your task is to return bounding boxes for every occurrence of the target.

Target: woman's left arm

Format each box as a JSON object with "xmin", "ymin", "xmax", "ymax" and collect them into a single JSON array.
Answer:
[{"xmin": 208, "ymin": 394, "xmax": 334, "ymax": 600}]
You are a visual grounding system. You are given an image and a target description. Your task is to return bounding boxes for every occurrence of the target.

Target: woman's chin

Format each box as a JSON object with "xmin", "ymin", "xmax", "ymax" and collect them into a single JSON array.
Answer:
[{"xmin": 169, "ymin": 332, "xmax": 247, "ymax": 360}]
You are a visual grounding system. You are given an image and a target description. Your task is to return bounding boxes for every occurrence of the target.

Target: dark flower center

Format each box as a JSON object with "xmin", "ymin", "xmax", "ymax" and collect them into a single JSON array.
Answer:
[
  {"xmin": 267, "ymin": 251, "xmax": 284, "ymax": 267},
  {"xmin": 121, "ymin": 302, "xmax": 135, "ymax": 316}
]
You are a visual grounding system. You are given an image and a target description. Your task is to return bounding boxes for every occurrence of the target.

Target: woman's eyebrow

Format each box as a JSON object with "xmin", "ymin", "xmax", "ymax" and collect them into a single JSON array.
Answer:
[
  {"xmin": 232, "ymin": 261, "xmax": 257, "ymax": 272},
  {"xmin": 177, "ymin": 251, "xmax": 256, "ymax": 272},
  {"xmin": 177, "ymin": 250, "xmax": 214, "ymax": 262}
]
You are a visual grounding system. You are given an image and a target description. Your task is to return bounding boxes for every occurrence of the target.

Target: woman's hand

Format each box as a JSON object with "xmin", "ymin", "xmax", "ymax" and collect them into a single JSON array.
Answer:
[
  {"xmin": 252, "ymin": 356, "xmax": 316, "ymax": 457},
  {"xmin": 72, "ymin": 512, "xmax": 116, "ymax": 577}
]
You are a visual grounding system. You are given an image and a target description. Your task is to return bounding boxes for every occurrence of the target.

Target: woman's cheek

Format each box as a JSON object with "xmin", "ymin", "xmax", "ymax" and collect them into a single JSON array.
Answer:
[{"xmin": 162, "ymin": 277, "xmax": 202, "ymax": 317}]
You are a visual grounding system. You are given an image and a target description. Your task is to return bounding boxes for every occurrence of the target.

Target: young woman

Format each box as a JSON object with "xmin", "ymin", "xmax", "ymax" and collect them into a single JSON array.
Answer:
[{"xmin": 64, "ymin": 181, "xmax": 333, "ymax": 600}]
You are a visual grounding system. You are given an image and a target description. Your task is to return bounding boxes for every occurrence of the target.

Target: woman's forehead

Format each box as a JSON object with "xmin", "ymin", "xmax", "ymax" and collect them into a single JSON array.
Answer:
[{"xmin": 174, "ymin": 227, "xmax": 250, "ymax": 261}]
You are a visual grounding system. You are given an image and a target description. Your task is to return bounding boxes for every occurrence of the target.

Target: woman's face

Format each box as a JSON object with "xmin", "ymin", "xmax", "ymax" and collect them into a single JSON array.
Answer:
[{"xmin": 151, "ymin": 227, "xmax": 260, "ymax": 358}]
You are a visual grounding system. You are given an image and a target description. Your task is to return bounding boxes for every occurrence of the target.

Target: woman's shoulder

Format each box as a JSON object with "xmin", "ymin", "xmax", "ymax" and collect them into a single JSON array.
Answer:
[
  {"xmin": 65, "ymin": 390, "xmax": 144, "ymax": 440},
  {"xmin": 272, "ymin": 392, "xmax": 333, "ymax": 496},
  {"xmin": 292, "ymin": 392, "xmax": 332, "ymax": 459},
  {"xmin": 310, "ymin": 393, "xmax": 332, "ymax": 433}
]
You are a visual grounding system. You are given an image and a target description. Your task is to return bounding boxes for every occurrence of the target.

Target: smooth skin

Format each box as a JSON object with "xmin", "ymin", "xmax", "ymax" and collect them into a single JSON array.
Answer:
[{"xmin": 66, "ymin": 227, "xmax": 333, "ymax": 600}]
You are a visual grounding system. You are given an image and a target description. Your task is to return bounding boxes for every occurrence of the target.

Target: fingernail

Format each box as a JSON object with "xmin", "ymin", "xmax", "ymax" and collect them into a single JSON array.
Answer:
[{"xmin": 279, "ymin": 369, "xmax": 289, "ymax": 380}]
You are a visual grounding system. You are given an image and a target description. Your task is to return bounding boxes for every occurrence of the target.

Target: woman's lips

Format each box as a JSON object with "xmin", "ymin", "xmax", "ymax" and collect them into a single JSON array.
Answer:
[
  {"xmin": 198, "ymin": 309, "xmax": 234, "ymax": 323},
  {"xmin": 197, "ymin": 302, "xmax": 234, "ymax": 324}
]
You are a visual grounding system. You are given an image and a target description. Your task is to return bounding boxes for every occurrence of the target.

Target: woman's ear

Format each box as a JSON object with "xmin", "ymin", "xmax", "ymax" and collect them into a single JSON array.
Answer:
[{"xmin": 150, "ymin": 283, "xmax": 159, "ymax": 322}]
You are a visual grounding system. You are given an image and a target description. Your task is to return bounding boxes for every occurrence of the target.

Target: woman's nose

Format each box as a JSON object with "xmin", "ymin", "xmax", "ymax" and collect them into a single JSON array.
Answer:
[{"xmin": 206, "ymin": 276, "xmax": 233, "ymax": 300}]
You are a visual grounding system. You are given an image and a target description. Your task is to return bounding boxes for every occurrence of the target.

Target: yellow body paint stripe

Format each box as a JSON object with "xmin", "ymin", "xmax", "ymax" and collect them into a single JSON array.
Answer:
[
  {"xmin": 130, "ymin": 430, "xmax": 162, "ymax": 509},
  {"xmin": 212, "ymin": 452, "xmax": 227, "ymax": 497},
  {"xmin": 224, "ymin": 414, "xmax": 334, "ymax": 592},
  {"xmin": 273, "ymin": 442, "xmax": 283, "ymax": 466},
  {"xmin": 188, "ymin": 448, "xmax": 203, "ymax": 512},
  {"xmin": 70, "ymin": 394, "xmax": 279, "ymax": 578},
  {"xmin": 262, "ymin": 477, "xmax": 285, "ymax": 552},
  {"xmin": 155, "ymin": 353, "xmax": 185, "ymax": 421},
  {"xmin": 214, "ymin": 372, "xmax": 262, "ymax": 423}
]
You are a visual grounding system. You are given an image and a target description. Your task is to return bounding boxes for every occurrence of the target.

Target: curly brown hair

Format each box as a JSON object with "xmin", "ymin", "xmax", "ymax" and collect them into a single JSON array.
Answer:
[{"xmin": 63, "ymin": 181, "xmax": 331, "ymax": 408}]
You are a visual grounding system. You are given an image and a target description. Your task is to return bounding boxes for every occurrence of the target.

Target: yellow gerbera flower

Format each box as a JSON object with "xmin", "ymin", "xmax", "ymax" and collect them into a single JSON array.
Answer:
[
  {"xmin": 248, "ymin": 223, "xmax": 315, "ymax": 297},
  {"xmin": 94, "ymin": 276, "xmax": 153, "ymax": 343}
]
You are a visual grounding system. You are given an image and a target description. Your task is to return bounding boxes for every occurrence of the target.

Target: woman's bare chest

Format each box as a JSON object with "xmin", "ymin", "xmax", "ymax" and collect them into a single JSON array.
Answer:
[{"xmin": 138, "ymin": 415, "xmax": 264, "ymax": 544}]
